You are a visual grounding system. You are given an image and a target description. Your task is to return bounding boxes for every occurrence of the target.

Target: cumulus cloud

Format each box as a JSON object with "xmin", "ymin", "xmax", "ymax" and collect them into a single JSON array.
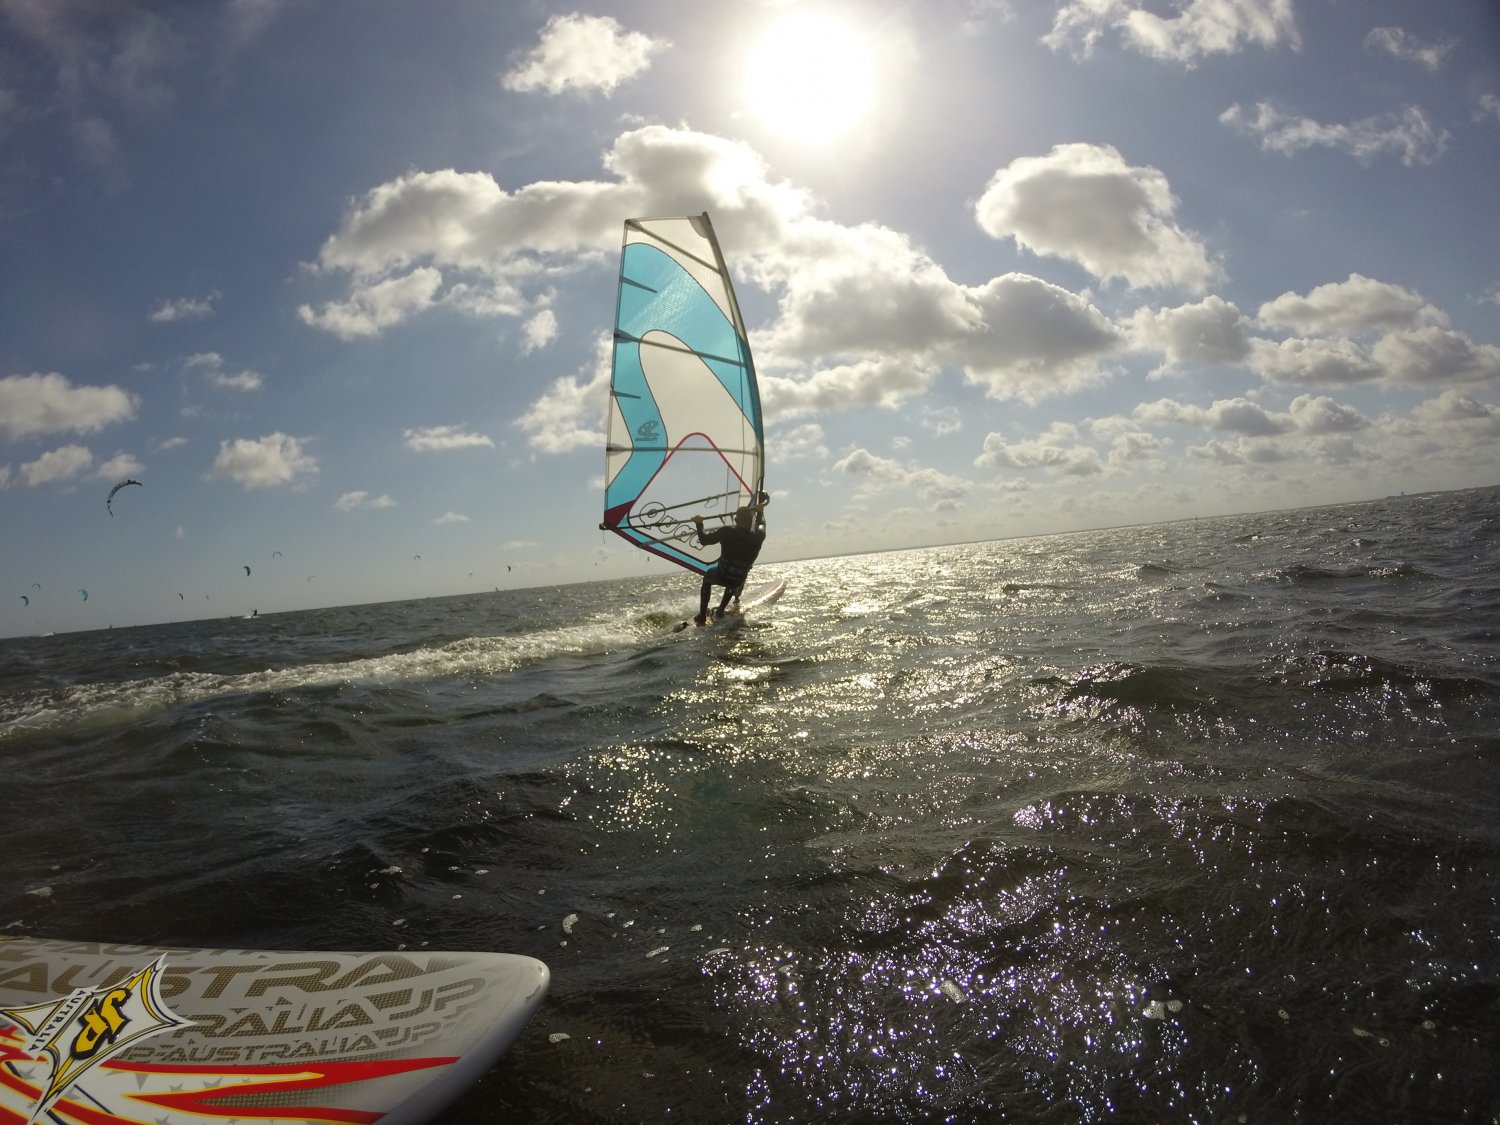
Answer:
[
  {"xmin": 974, "ymin": 421, "xmax": 1104, "ymax": 475},
  {"xmin": 1045, "ymin": 0, "xmax": 1299, "ymax": 64},
  {"xmin": 1258, "ymin": 274, "xmax": 1447, "ymax": 336},
  {"xmin": 1477, "ymin": 93, "xmax": 1500, "ymax": 125},
  {"xmin": 976, "ymin": 143, "xmax": 1221, "ymax": 292},
  {"xmin": 521, "ymin": 308, "xmax": 558, "ymax": 353},
  {"xmin": 1412, "ymin": 389, "xmax": 1500, "ymax": 435},
  {"xmin": 501, "ymin": 13, "xmax": 666, "ymax": 96},
  {"xmin": 432, "ymin": 511, "xmax": 470, "ymax": 524},
  {"xmin": 298, "ymin": 127, "xmax": 808, "ymax": 343},
  {"xmin": 1370, "ymin": 327, "xmax": 1500, "ymax": 387},
  {"xmin": 150, "ymin": 292, "xmax": 218, "ymax": 322},
  {"xmin": 772, "ymin": 422, "xmax": 830, "ymax": 461},
  {"xmin": 0, "ymin": 372, "xmax": 138, "ymax": 440},
  {"xmin": 21, "ymin": 444, "xmax": 93, "ymax": 486},
  {"xmin": 832, "ymin": 447, "xmax": 969, "ymax": 507},
  {"xmin": 335, "ymin": 490, "xmax": 397, "ymax": 512},
  {"xmin": 403, "ymin": 425, "xmax": 494, "ymax": 452},
  {"xmin": 186, "ymin": 351, "xmax": 263, "ymax": 391},
  {"xmin": 212, "ymin": 433, "xmax": 317, "ymax": 489},
  {"xmin": 298, "ymin": 268, "xmax": 445, "ymax": 340},
  {"xmin": 1134, "ymin": 393, "xmax": 1370, "ymax": 437},
  {"xmin": 96, "ymin": 452, "xmax": 144, "ymax": 479},
  {"xmin": 1247, "ymin": 336, "xmax": 1382, "ymax": 386},
  {"xmin": 1364, "ymin": 27, "xmax": 1455, "ymax": 71},
  {"xmin": 1130, "ymin": 296, "xmax": 1253, "ymax": 375},
  {"xmin": 1220, "ymin": 102, "xmax": 1450, "ymax": 166}
]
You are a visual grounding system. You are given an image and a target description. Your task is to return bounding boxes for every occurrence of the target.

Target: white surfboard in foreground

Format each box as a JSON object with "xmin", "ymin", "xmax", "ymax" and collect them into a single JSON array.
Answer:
[{"xmin": 0, "ymin": 934, "xmax": 547, "ymax": 1125}]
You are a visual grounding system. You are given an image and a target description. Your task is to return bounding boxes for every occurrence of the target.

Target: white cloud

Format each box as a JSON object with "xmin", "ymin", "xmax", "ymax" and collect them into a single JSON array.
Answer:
[
  {"xmin": 771, "ymin": 422, "xmax": 829, "ymax": 461},
  {"xmin": 832, "ymin": 447, "xmax": 970, "ymax": 505},
  {"xmin": 1130, "ymin": 296, "xmax": 1253, "ymax": 375},
  {"xmin": 1364, "ymin": 27, "xmax": 1454, "ymax": 72},
  {"xmin": 760, "ymin": 357, "xmax": 943, "ymax": 418},
  {"xmin": 1248, "ymin": 336, "xmax": 1383, "ymax": 386},
  {"xmin": 1477, "ymin": 93, "xmax": 1500, "ymax": 125},
  {"xmin": 21, "ymin": 444, "xmax": 93, "ymax": 486},
  {"xmin": 501, "ymin": 13, "xmax": 666, "ymax": 97},
  {"xmin": 976, "ymin": 143, "xmax": 1221, "ymax": 292},
  {"xmin": 212, "ymin": 433, "xmax": 317, "ymax": 489},
  {"xmin": 96, "ymin": 452, "xmax": 144, "ymax": 478},
  {"xmin": 1220, "ymin": 102, "xmax": 1451, "ymax": 166},
  {"xmin": 209, "ymin": 370, "xmax": 263, "ymax": 392},
  {"xmin": 974, "ymin": 421, "xmax": 1105, "ymax": 475},
  {"xmin": 957, "ymin": 275, "xmax": 1123, "ymax": 401},
  {"xmin": 150, "ymin": 292, "xmax": 218, "ymax": 322},
  {"xmin": 1258, "ymin": 274, "xmax": 1447, "ymax": 336},
  {"xmin": 298, "ymin": 268, "xmax": 445, "ymax": 340},
  {"xmin": 521, "ymin": 308, "xmax": 558, "ymax": 353},
  {"xmin": 1412, "ymin": 389, "xmax": 1500, "ymax": 435},
  {"xmin": 403, "ymin": 425, "xmax": 494, "ymax": 452},
  {"xmin": 0, "ymin": 372, "xmax": 138, "ymax": 440},
  {"xmin": 433, "ymin": 511, "xmax": 470, "ymax": 524},
  {"xmin": 1045, "ymin": 0, "xmax": 1300, "ymax": 64},
  {"xmin": 335, "ymin": 490, "xmax": 397, "ymax": 512},
  {"xmin": 1133, "ymin": 393, "xmax": 1368, "ymax": 436},
  {"xmin": 300, "ymin": 127, "xmax": 811, "ymax": 341},
  {"xmin": 184, "ymin": 351, "xmax": 263, "ymax": 391},
  {"xmin": 1370, "ymin": 327, "xmax": 1500, "ymax": 387}
]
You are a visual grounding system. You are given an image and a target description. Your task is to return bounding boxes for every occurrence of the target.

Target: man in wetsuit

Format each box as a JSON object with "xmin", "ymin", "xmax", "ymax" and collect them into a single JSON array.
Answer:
[{"xmin": 691, "ymin": 493, "xmax": 769, "ymax": 626}]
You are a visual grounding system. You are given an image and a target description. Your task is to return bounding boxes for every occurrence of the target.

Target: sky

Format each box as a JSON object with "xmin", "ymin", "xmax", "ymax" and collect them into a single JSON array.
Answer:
[{"xmin": 2, "ymin": 0, "xmax": 1499, "ymax": 636}]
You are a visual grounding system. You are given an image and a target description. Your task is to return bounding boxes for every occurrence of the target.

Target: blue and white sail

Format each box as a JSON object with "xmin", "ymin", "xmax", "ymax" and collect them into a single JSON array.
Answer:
[{"xmin": 601, "ymin": 213, "xmax": 764, "ymax": 575}]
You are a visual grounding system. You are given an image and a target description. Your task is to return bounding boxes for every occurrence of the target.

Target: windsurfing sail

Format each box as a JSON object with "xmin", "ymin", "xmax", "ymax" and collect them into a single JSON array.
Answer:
[{"xmin": 601, "ymin": 213, "xmax": 764, "ymax": 575}]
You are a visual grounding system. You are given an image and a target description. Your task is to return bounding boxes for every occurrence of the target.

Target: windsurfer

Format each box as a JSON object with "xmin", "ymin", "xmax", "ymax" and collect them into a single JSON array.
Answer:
[{"xmin": 692, "ymin": 493, "xmax": 769, "ymax": 626}]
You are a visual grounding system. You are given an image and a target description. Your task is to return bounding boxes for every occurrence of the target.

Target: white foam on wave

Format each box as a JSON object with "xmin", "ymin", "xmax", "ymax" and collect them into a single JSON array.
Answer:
[{"xmin": 0, "ymin": 616, "xmax": 649, "ymax": 740}]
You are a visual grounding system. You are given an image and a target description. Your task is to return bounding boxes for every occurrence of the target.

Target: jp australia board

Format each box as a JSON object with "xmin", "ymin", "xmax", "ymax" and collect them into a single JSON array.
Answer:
[
  {"xmin": 669, "ymin": 578, "xmax": 787, "ymax": 634},
  {"xmin": 0, "ymin": 935, "xmax": 548, "ymax": 1125}
]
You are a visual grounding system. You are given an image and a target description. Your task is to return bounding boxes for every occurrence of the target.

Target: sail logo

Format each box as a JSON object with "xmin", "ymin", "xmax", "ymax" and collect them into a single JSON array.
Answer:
[
  {"xmin": 635, "ymin": 419, "xmax": 661, "ymax": 442},
  {"xmin": 1, "ymin": 955, "xmax": 192, "ymax": 1122}
]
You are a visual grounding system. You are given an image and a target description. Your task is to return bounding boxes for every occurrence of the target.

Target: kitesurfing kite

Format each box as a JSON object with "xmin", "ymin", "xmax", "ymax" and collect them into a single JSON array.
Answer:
[
  {"xmin": 79, "ymin": 589, "xmax": 89, "ymax": 601},
  {"xmin": 243, "ymin": 565, "xmax": 251, "ymax": 576},
  {"xmin": 106, "ymin": 479, "xmax": 142, "ymax": 516},
  {"xmin": 20, "ymin": 595, "xmax": 28, "ymax": 606}
]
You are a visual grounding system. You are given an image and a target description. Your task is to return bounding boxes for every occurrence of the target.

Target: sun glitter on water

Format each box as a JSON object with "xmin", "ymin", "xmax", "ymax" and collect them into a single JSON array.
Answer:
[{"xmin": 741, "ymin": 9, "xmax": 880, "ymax": 145}]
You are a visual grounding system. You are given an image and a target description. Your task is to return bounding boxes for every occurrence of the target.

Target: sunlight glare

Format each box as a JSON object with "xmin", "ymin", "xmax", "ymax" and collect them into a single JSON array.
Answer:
[{"xmin": 742, "ymin": 10, "xmax": 879, "ymax": 145}]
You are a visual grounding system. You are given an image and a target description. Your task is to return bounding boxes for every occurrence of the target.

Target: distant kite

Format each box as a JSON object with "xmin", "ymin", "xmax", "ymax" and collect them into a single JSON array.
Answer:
[
  {"xmin": 413, "ymin": 554, "xmax": 421, "ymax": 560},
  {"xmin": 20, "ymin": 595, "xmax": 28, "ymax": 606},
  {"xmin": 307, "ymin": 575, "xmax": 315, "ymax": 582},
  {"xmin": 79, "ymin": 589, "xmax": 88, "ymax": 601},
  {"xmin": 177, "ymin": 593, "xmax": 184, "ymax": 599},
  {"xmin": 31, "ymin": 582, "xmax": 40, "ymax": 589},
  {"xmin": 272, "ymin": 550, "xmax": 282, "ymax": 558},
  {"xmin": 243, "ymin": 565, "xmax": 251, "ymax": 576},
  {"xmin": 107, "ymin": 479, "xmax": 142, "ymax": 516}
]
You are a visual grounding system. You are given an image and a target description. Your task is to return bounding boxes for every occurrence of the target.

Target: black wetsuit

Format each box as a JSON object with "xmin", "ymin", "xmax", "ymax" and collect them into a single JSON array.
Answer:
[{"xmin": 697, "ymin": 524, "xmax": 766, "ymax": 618}]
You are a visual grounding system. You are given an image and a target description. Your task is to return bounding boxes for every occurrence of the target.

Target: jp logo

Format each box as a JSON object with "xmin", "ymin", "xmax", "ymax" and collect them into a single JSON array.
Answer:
[
  {"xmin": 635, "ymin": 420, "xmax": 661, "ymax": 442},
  {"xmin": 1, "ymin": 956, "xmax": 191, "ymax": 1121}
]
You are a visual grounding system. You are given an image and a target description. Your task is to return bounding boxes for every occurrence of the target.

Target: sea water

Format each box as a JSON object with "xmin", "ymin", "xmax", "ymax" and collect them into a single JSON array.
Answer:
[{"xmin": 2, "ymin": 487, "xmax": 1497, "ymax": 1123}]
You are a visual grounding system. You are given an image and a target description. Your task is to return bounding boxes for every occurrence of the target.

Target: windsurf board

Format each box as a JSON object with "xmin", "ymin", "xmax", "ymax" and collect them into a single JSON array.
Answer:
[
  {"xmin": 0, "ymin": 934, "xmax": 548, "ymax": 1125},
  {"xmin": 669, "ymin": 579, "xmax": 787, "ymax": 634}
]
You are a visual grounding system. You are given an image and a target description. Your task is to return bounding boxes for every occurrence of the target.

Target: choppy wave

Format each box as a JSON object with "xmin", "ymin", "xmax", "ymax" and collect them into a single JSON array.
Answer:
[{"xmin": 3, "ymin": 487, "xmax": 1499, "ymax": 1122}]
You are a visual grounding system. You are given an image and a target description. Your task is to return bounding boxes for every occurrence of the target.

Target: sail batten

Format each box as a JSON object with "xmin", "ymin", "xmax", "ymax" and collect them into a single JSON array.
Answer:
[{"xmin": 601, "ymin": 213, "xmax": 764, "ymax": 576}]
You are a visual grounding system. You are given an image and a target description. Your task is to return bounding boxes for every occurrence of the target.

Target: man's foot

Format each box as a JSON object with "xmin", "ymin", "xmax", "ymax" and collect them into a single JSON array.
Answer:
[
  {"xmin": 713, "ymin": 607, "xmax": 726, "ymax": 621},
  {"xmin": 693, "ymin": 613, "xmax": 708, "ymax": 627}
]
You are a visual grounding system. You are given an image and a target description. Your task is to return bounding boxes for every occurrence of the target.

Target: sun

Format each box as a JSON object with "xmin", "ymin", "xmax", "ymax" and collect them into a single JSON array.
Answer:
[{"xmin": 741, "ymin": 10, "xmax": 880, "ymax": 145}]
